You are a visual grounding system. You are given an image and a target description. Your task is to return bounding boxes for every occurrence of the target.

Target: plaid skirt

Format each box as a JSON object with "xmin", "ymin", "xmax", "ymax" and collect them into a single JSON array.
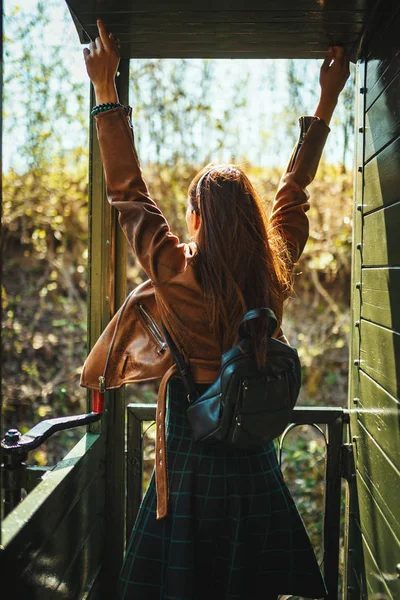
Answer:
[{"xmin": 119, "ymin": 378, "xmax": 328, "ymax": 600}]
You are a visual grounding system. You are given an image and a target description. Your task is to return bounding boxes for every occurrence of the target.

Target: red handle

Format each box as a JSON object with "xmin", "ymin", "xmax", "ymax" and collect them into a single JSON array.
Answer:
[{"xmin": 92, "ymin": 390, "xmax": 105, "ymax": 414}]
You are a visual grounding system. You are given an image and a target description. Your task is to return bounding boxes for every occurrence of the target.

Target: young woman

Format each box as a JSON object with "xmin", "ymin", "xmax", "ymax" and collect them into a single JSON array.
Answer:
[{"xmin": 83, "ymin": 20, "xmax": 350, "ymax": 600}]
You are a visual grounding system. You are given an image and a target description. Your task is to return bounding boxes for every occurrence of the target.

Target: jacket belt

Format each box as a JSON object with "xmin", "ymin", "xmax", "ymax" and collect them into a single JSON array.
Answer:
[{"xmin": 155, "ymin": 362, "xmax": 219, "ymax": 520}]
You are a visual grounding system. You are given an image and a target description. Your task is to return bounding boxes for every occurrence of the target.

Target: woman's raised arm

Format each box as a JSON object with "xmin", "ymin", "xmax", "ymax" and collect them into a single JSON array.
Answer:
[
  {"xmin": 83, "ymin": 20, "xmax": 187, "ymax": 284},
  {"xmin": 268, "ymin": 47, "xmax": 350, "ymax": 269}
]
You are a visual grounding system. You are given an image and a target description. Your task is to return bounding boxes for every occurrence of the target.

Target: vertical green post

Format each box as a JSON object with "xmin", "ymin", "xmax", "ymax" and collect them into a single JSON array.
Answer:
[
  {"xmin": 86, "ymin": 59, "xmax": 128, "ymax": 594},
  {"xmin": 344, "ymin": 59, "xmax": 367, "ymax": 600},
  {"xmin": 101, "ymin": 58, "xmax": 129, "ymax": 594}
]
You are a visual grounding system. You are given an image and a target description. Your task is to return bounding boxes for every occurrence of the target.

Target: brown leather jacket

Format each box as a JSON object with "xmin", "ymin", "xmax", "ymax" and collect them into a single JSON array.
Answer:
[{"xmin": 80, "ymin": 107, "xmax": 330, "ymax": 519}]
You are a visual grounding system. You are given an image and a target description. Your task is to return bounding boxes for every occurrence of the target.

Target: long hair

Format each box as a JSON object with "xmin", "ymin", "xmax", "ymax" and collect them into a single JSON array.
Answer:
[{"xmin": 188, "ymin": 163, "xmax": 293, "ymax": 368}]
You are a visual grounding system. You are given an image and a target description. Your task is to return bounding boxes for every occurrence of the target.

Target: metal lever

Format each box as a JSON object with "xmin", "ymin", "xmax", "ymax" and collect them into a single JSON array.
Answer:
[
  {"xmin": 1, "ymin": 412, "xmax": 102, "ymax": 455},
  {"xmin": 1, "ymin": 404, "xmax": 103, "ymax": 516}
]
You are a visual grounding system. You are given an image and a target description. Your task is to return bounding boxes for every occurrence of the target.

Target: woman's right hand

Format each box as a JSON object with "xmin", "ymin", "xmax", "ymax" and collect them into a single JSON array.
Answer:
[
  {"xmin": 319, "ymin": 46, "xmax": 350, "ymax": 101},
  {"xmin": 314, "ymin": 46, "xmax": 350, "ymax": 126}
]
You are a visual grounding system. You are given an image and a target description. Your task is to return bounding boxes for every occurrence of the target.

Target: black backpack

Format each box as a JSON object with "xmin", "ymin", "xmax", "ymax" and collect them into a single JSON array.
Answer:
[{"xmin": 163, "ymin": 308, "xmax": 301, "ymax": 448}]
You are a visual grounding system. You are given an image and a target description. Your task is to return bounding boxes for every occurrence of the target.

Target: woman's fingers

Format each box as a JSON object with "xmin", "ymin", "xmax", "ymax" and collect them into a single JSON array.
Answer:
[
  {"xmin": 321, "ymin": 53, "xmax": 332, "ymax": 72},
  {"xmin": 83, "ymin": 17, "xmax": 120, "ymax": 94},
  {"xmin": 331, "ymin": 45, "xmax": 349, "ymax": 68},
  {"xmin": 95, "ymin": 35, "xmax": 104, "ymax": 52},
  {"xmin": 319, "ymin": 44, "xmax": 350, "ymax": 99},
  {"xmin": 97, "ymin": 18, "xmax": 112, "ymax": 51},
  {"xmin": 324, "ymin": 45, "xmax": 349, "ymax": 72}
]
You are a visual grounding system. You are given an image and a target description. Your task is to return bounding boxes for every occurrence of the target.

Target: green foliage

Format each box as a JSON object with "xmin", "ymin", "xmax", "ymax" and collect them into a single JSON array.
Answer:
[
  {"xmin": 4, "ymin": 0, "xmax": 88, "ymax": 171},
  {"xmin": 2, "ymin": 163, "xmax": 89, "ymax": 462}
]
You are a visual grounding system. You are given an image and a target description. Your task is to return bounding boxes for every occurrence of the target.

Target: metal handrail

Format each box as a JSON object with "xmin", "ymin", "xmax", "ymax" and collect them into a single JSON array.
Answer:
[
  {"xmin": 126, "ymin": 403, "xmax": 351, "ymax": 600},
  {"xmin": 1, "ymin": 410, "xmax": 103, "ymax": 517}
]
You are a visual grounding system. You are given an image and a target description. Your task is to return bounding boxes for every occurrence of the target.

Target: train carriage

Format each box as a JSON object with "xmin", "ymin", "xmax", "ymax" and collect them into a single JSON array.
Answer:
[{"xmin": 0, "ymin": 1, "xmax": 399, "ymax": 598}]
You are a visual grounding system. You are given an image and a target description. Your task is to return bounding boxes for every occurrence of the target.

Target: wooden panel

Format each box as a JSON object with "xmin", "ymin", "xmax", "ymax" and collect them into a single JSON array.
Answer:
[
  {"xmin": 365, "ymin": 7, "xmax": 400, "ymax": 110},
  {"xmin": 88, "ymin": 61, "xmax": 129, "ymax": 594},
  {"xmin": 66, "ymin": 0, "xmax": 374, "ymax": 59},
  {"xmin": 356, "ymin": 396, "xmax": 400, "ymax": 523},
  {"xmin": 77, "ymin": 10, "xmax": 368, "ymax": 24},
  {"xmin": 70, "ymin": 0, "xmax": 370, "ymax": 13},
  {"xmin": 366, "ymin": 51, "xmax": 400, "ymax": 111},
  {"xmin": 350, "ymin": 6, "xmax": 400, "ymax": 600},
  {"xmin": 361, "ymin": 528, "xmax": 394, "ymax": 600},
  {"xmin": 20, "ymin": 474, "xmax": 104, "ymax": 593},
  {"xmin": 87, "ymin": 22, "xmax": 365, "ymax": 36},
  {"xmin": 365, "ymin": 69, "xmax": 400, "ymax": 162},
  {"xmin": 117, "ymin": 47, "xmax": 337, "ymax": 60},
  {"xmin": 348, "ymin": 62, "xmax": 365, "ymax": 415},
  {"xmin": 105, "ymin": 30, "xmax": 362, "ymax": 43},
  {"xmin": 1, "ymin": 434, "xmax": 105, "ymax": 598},
  {"xmin": 359, "ymin": 319, "xmax": 400, "ymax": 398},
  {"xmin": 357, "ymin": 371, "xmax": 400, "ymax": 471},
  {"xmin": 363, "ymin": 136, "xmax": 400, "ymax": 214},
  {"xmin": 356, "ymin": 470, "xmax": 400, "ymax": 598},
  {"xmin": 57, "ymin": 520, "xmax": 104, "ymax": 597},
  {"xmin": 361, "ymin": 268, "xmax": 400, "ymax": 331},
  {"xmin": 362, "ymin": 202, "xmax": 400, "ymax": 266}
]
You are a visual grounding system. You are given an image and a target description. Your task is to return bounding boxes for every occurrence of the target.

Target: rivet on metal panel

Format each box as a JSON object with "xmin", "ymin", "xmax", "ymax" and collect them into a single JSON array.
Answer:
[
  {"xmin": 352, "ymin": 436, "xmax": 358, "ymax": 442},
  {"xmin": 358, "ymin": 127, "xmax": 364, "ymax": 133},
  {"xmin": 357, "ymin": 204, "xmax": 363, "ymax": 211},
  {"xmin": 356, "ymin": 243, "xmax": 362, "ymax": 250},
  {"xmin": 357, "ymin": 166, "xmax": 363, "ymax": 173},
  {"xmin": 105, "ymin": 296, "xmax": 110, "ymax": 304},
  {"xmin": 354, "ymin": 359, "xmax": 360, "ymax": 366},
  {"xmin": 106, "ymin": 239, "xmax": 110, "ymax": 246},
  {"xmin": 353, "ymin": 398, "xmax": 359, "ymax": 405},
  {"xmin": 360, "ymin": 87, "xmax": 366, "ymax": 94},
  {"xmin": 355, "ymin": 320, "xmax": 360, "ymax": 328},
  {"xmin": 356, "ymin": 282, "xmax": 361, "ymax": 289},
  {"xmin": 396, "ymin": 563, "xmax": 400, "ymax": 578}
]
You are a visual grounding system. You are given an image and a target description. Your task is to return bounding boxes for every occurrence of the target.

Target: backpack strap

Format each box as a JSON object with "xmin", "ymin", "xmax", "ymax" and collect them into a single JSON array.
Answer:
[
  {"xmin": 239, "ymin": 308, "xmax": 278, "ymax": 339},
  {"xmin": 162, "ymin": 324, "xmax": 200, "ymax": 403}
]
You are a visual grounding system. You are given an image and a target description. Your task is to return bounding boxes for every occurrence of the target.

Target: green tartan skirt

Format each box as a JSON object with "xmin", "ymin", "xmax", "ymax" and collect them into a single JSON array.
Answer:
[{"xmin": 118, "ymin": 378, "xmax": 328, "ymax": 600}]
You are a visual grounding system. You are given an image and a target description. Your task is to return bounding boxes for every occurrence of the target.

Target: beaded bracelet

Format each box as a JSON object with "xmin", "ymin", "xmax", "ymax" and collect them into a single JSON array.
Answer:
[{"xmin": 91, "ymin": 102, "xmax": 126, "ymax": 117}]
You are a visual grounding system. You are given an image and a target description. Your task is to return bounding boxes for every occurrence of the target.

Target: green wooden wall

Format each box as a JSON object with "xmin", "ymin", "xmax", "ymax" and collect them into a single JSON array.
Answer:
[{"xmin": 348, "ymin": 5, "xmax": 400, "ymax": 599}]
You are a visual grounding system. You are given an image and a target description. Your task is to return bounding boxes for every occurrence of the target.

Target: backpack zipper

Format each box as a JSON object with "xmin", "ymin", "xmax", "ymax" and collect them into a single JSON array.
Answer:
[
  {"xmin": 235, "ymin": 379, "xmax": 247, "ymax": 428},
  {"xmin": 136, "ymin": 304, "xmax": 167, "ymax": 355},
  {"xmin": 222, "ymin": 349, "xmax": 295, "ymax": 373}
]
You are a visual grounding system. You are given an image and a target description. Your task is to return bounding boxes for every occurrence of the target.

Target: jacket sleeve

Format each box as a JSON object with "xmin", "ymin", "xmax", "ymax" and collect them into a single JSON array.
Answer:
[
  {"xmin": 268, "ymin": 116, "xmax": 330, "ymax": 265},
  {"xmin": 95, "ymin": 107, "xmax": 186, "ymax": 284}
]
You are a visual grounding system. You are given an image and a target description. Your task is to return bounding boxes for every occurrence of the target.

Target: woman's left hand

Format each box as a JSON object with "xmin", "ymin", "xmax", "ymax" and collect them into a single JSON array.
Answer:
[{"xmin": 83, "ymin": 19, "xmax": 120, "ymax": 103}]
